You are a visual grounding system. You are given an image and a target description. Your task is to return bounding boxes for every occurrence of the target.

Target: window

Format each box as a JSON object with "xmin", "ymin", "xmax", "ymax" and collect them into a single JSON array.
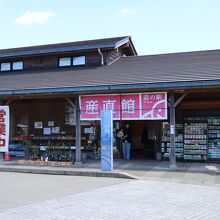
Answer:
[
  {"xmin": 12, "ymin": 61, "xmax": 23, "ymax": 70},
  {"xmin": 59, "ymin": 57, "xmax": 71, "ymax": 67},
  {"xmin": 1, "ymin": 62, "xmax": 11, "ymax": 71},
  {"xmin": 0, "ymin": 61, "xmax": 24, "ymax": 72},
  {"xmin": 58, "ymin": 56, "xmax": 86, "ymax": 68},
  {"xmin": 73, "ymin": 56, "xmax": 86, "ymax": 66},
  {"xmin": 16, "ymin": 114, "xmax": 28, "ymax": 136}
]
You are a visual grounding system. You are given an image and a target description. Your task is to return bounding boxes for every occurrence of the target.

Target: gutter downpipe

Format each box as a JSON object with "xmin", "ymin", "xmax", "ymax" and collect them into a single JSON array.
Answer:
[{"xmin": 98, "ymin": 48, "xmax": 104, "ymax": 66}]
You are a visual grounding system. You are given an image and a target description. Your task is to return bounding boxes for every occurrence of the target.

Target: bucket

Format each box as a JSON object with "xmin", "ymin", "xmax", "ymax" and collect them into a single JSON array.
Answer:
[{"xmin": 4, "ymin": 152, "xmax": 10, "ymax": 161}]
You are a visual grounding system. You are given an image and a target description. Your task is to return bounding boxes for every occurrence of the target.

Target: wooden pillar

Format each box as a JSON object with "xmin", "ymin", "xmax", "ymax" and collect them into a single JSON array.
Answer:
[
  {"xmin": 169, "ymin": 92, "xmax": 177, "ymax": 169},
  {"xmin": 75, "ymin": 97, "xmax": 82, "ymax": 166}
]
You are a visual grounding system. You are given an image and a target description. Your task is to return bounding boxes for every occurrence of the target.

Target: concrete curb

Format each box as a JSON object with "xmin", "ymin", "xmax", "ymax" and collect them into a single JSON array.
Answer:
[
  {"xmin": 0, "ymin": 166, "xmax": 138, "ymax": 180},
  {"xmin": 151, "ymin": 167, "xmax": 220, "ymax": 175}
]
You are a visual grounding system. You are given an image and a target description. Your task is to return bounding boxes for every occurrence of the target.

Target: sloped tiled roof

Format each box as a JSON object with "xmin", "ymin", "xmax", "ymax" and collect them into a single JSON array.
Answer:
[
  {"xmin": 0, "ymin": 36, "xmax": 136, "ymax": 58},
  {"xmin": 1, "ymin": 49, "xmax": 220, "ymax": 94}
]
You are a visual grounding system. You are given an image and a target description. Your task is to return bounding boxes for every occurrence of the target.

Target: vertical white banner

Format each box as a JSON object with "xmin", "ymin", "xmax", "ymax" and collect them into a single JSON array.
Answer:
[
  {"xmin": 0, "ymin": 106, "xmax": 9, "ymax": 153},
  {"xmin": 101, "ymin": 110, "xmax": 113, "ymax": 172}
]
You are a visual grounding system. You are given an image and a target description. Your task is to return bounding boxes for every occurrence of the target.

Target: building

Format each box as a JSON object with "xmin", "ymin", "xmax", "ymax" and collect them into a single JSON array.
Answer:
[{"xmin": 1, "ymin": 36, "xmax": 220, "ymax": 167}]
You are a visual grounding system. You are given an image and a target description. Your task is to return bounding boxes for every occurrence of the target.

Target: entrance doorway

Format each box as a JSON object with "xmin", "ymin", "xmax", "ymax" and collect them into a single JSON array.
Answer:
[{"xmin": 119, "ymin": 120, "xmax": 161, "ymax": 160}]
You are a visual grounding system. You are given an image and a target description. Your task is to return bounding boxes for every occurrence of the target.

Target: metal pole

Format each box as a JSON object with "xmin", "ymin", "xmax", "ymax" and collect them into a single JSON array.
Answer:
[
  {"xmin": 119, "ymin": 94, "xmax": 123, "ymax": 159},
  {"xmin": 75, "ymin": 96, "xmax": 82, "ymax": 166},
  {"xmin": 169, "ymin": 92, "xmax": 177, "ymax": 169}
]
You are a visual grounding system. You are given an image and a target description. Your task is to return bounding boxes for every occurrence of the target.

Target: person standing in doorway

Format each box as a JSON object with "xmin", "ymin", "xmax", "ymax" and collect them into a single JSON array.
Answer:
[{"xmin": 122, "ymin": 123, "xmax": 132, "ymax": 160}]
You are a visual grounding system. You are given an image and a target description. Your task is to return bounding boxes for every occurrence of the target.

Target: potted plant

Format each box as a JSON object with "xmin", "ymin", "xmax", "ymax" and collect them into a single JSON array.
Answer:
[
  {"xmin": 30, "ymin": 146, "xmax": 39, "ymax": 161},
  {"xmin": 40, "ymin": 152, "xmax": 48, "ymax": 161}
]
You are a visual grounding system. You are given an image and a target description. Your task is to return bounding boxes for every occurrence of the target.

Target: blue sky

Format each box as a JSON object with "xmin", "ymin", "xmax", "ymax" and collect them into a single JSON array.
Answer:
[{"xmin": 1, "ymin": 0, "xmax": 220, "ymax": 55}]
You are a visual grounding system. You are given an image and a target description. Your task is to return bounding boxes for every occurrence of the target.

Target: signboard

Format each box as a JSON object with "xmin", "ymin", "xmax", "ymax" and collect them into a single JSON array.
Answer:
[
  {"xmin": 65, "ymin": 105, "xmax": 76, "ymax": 125},
  {"xmin": 101, "ymin": 110, "xmax": 113, "ymax": 172},
  {"xmin": 34, "ymin": 122, "xmax": 43, "ymax": 129},
  {"xmin": 0, "ymin": 106, "xmax": 9, "ymax": 153},
  {"xmin": 80, "ymin": 92, "xmax": 167, "ymax": 120}
]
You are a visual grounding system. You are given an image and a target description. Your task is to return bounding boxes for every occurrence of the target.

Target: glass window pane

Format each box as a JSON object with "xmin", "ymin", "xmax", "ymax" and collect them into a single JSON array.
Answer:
[
  {"xmin": 1, "ymin": 62, "xmax": 11, "ymax": 71},
  {"xmin": 12, "ymin": 61, "xmax": 23, "ymax": 70},
  {"xmin": 59, "ymin": 57, "xmax": 71, "ymax": 67},
  {"xmin": 73, "ymin": 56, "xmax": 85, "ymax": 66}
]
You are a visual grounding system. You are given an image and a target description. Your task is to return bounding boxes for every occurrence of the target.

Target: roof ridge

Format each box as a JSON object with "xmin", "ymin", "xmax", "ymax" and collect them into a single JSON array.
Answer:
[{"xmin": 0, "ymin": 36, "xmax": 130, "ymax": 51}]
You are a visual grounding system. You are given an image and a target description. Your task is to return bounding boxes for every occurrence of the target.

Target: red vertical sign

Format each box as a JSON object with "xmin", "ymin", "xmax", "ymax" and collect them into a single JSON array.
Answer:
[{"xmin": 0, "ymin": 106, "xmax": 9, "ymax": 153}]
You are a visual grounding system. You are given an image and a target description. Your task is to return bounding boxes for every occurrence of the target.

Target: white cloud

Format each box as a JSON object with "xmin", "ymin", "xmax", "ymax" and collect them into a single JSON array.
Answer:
[
  {"xmin": 14, "ymin": 11, "xmax": 55, "ymax": 25},
  {"xmin": 117, "ymin": 8, "xmax": 136, "ymax": 18}
]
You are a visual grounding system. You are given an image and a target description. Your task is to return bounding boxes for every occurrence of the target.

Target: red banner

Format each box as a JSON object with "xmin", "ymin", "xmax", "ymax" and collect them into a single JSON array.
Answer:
[
  {"xmin": 80, "ymin": 92, "xmax": 167, "ymax": 120},
  {"xmin": 0, "ymin": 106, "xmax": 9, "ymax": 153}
]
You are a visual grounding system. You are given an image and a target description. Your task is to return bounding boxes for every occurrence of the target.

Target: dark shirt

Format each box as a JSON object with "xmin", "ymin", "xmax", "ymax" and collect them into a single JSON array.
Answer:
[{"xmin": 122, "ymin": 127, "xmax": 132, "ymax": 143}]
